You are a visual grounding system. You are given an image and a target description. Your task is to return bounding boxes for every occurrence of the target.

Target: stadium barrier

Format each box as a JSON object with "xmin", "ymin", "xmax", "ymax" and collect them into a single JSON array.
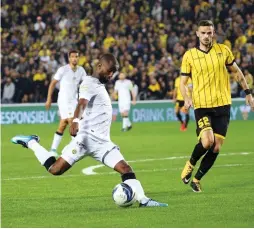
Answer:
[{"xmin": 1, "ymin": 99, "xmax": 253, "ymax": 125}]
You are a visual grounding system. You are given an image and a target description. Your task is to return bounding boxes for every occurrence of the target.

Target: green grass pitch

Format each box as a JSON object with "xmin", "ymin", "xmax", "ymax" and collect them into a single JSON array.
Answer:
[{"xmin": 1, "ymin": 121, "xmax": 254, "ymax": 227}]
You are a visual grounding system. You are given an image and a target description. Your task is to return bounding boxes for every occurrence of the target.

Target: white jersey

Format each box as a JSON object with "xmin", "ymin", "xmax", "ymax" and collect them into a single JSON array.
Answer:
[
  {"xmin": 114, "ymin": 79, "xmax": 133, "ymax": 104},
  {"xmin": 78, "ymin": 76, "xmax": 112, "ymax": 142},
  {"xmin": 54, "ymin": 64, "xmax": 87, "ymax": 103}
]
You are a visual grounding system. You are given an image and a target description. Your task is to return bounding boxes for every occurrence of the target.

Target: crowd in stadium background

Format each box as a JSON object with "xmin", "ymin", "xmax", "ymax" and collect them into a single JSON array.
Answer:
[{"xmin": 1, "ymin": 0, "xmax": 254, "ymax": 104}]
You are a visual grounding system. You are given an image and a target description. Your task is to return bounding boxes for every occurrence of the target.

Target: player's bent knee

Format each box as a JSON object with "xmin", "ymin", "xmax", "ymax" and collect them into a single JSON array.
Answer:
[
  {"xmin": 213, "ymin": 144, "xmax": 222, "ymax": 153},
  {"xmin": 201, "ymin": 137, "xmax": 214, "ymax": 149},
  {"xmin": 46, "ymin": 157, "xmax": 71, "ymax": 176},
  {"xmin": 114, "ymin": 160, "xmax": 133, "ymax": 174},
  {"xmin": 48, "ymin": 167, "xmax": 63, "ymax": 176}
]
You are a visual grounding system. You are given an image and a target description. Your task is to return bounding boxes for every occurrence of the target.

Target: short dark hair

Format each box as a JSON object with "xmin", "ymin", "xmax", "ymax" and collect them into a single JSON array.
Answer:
[
  {"xmin": 100, "ymin": 53, "xmax": 119, "ymax": 73},
  {"xmin": 198, "ymin": 20, "xmax": 214, "ymax": 28},
  {"xmin": 68, "ymin": 50, "xmax": 79, "ymax": 57}
]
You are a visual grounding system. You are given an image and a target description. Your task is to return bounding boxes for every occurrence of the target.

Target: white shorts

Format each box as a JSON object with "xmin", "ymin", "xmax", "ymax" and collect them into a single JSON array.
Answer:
[
  {"xmin": 61, "ymin": 133, "xmax": 125, "ymax": 168},
  {"xmin": 118, "ymin": 102, "xmax": 131, "ymax": 113},
  {"xmin": 58, "ymin": 101, "xmax": 77, "ymax": 119}
]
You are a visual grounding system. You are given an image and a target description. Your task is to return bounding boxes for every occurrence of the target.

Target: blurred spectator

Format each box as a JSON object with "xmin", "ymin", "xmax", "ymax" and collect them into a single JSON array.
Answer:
[
  {"xmin": 1, "ymin": 0, "xmax": 253, "ymax": 103},
  {"xmin": 47, "ymin": 55, "xmax": 59, "ymax": 75},
  {"xmin": 230, "ymin": 77, "xmax": 238, "ymax": 98},
  {"xmin": 33, "ymin": 68, "xmax": 48, "ymax": 102},
  {"xmin": 240, "ymin": 70, "xmax": 254, "ymax": 97},
  {"xmin": 16, "ymin": 57, "xmax": 29, "ymax": 75},
  {"xmin": 34, "ymin": 16, "xmax": 46, "ymax": 31},
  {"xmin": 148, "ymin": 77, "xmax": 161, "ymax": 100},
  {"xmin": 152, "ymin": 0, "xmax": 163, "ymax": 22},
  {"xmin": 2, "ymin": 77, "xmax": 15, "ymax": 103}
]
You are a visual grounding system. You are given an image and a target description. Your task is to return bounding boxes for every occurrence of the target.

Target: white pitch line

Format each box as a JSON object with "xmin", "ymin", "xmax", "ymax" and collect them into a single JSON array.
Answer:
[
  {"xmin": 2, "ymin": 163, "xmax": 253, "ymax": 181},
  {"xmin": 82, "ymin": 152, "xmax": 252, "ymax": 175},
  {"xmin": 2, "ymin": 152, "xmax": 252, "ymax": 181}
]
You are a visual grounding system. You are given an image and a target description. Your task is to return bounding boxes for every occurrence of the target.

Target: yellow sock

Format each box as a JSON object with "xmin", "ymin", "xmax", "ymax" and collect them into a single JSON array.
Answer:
[{"xmin": 193, "ymin": 178, "xmax": 200, "ymax": 183}]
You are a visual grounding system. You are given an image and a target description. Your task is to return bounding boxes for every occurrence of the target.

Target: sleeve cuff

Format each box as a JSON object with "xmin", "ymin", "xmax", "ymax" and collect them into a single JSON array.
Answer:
[{"xmin": 226, "ymin": 59, "xmax": 235, "ymax": 66}]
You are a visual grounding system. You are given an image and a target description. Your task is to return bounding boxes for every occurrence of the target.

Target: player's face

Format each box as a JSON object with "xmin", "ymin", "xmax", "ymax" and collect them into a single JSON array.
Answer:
[
  {"xmin": 69, "ymin": 53, "xmax": 79, "ymax": 66},
  {"xmin": 119, "ymin": 73, "xmax": 126, "ymax": 80},
  {"xmin": 196, "ymin": 26, "xmax": 214, "ymax": 47},
  {"xmin": 96, "ymin": 59, "xmax": 114, "ymax": 84}
]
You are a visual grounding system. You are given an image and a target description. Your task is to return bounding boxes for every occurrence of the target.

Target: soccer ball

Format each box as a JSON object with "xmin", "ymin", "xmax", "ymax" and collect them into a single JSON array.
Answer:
[{"xmin": 112, "ymin": 183, "xmax": 136, "ymax": 207}]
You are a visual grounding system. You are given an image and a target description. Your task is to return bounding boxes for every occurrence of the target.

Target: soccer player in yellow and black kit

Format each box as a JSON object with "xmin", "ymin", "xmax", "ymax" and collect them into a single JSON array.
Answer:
[
  {"xmin": 180, "ymin": 20, "xmax": 254, "ymax": 192},
  {"xmin": 173, "ymin": 76, "xmax": 192, "ymax": 131}
]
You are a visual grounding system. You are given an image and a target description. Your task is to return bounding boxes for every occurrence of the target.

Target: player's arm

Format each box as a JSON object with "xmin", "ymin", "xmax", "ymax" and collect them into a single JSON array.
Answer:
[
  {"xmin": 113, "ymin": 81, "xmax": 118, "ymax": 101},
  {"xmin": 46, "ymin": 68, "xmax": 63, "ymax": 110},
  {"xmin": 227, "ymin": 63, "xmax": 254, "ymax": 111},
  {"xmin": 113, "ymin": 90, "xmax": 118, "ymax": 101},
  {"xmin": 69, "ymin": 98, "xmax": 88, "ymax": 136},
  {"xmin": 180, "ymin": 51, "xmax": 192, "ymax": 109},
  {"xmin": 69, "ymin": 82, "xmax": 93, "ymax": 136},
  {"xmin": 180, "ymin": 76, "xmax": 193, "ymax": 109},
  {"xmin": 45, "ymin": 79, "xmax": 58, "ymax": 110},
  {"xmin": 131, "ymin": 88, "xmax": 136, "ymax": 105},
  {"xmin": 173, "ymin": 80, "xmax": 177, "ymax": 102},
  {"xmin": 129, "ymin": 82, "xmax": 136, "ymax": 105}
]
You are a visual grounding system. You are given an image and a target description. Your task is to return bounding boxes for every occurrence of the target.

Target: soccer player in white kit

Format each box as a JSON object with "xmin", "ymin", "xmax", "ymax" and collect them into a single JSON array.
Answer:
[
  {"xmin": 12, "ymin": 54, "xmax": 168, "ymax": 207},
  {"xmin": 114, "ymin": 73, "xmax": 136, "ymax": 131},
  {"xmin": 45, "ymin": 50, "xmax": 87, "ymax": 156}
]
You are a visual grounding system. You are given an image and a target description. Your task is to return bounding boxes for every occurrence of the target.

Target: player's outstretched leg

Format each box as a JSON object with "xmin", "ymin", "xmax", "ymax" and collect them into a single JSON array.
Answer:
[
  {"xmin": 185, "ymin": 113, "xmax": 190, "ymax": 129},
  {"xmin": 12, "ymin": 135, "xmax": 40, "ymax": 148},
  {"xmin": 181, "ymin": 142, "xmax": 209, "ymax": 184},
  {"xmin": 121, "ymin": 115, "xmax": 128, "ymax": 131},
  {"xmin": 50, "ymin": 131, "xmax": 63, "ymax": 157},
  {"xmin": 191, "ymin": 138, "xmax": 221, "ymax": 193},
  {"xmin": 121, "ymin": 168, "xmax": 168, "ymax": 207},
  {"xmin": 50, "ymin": 119, "xmax": 68, "ymax": 157},
  {"xmin": 11, "ymin": 135, "xmax": 71, "ymax": 175},
  {"xmin": 176, "ymin": 111, "xmax": 185, "ymax": 131},
  {"xmin": 126, "ymin": 116, "xmax": 132, "ymax": 131},
  {"xmin": 103, "ymin": 148, "xmax": 168, "ymax": 207}
]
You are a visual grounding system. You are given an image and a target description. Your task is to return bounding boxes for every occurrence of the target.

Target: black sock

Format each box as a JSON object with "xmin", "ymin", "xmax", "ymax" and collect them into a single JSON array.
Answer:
[
  {"xmin": 43, "ymin": 156, "xmax": 56, "ymax": 171},
  {"xmin": 194, "ymin": 148, "xmax": 219, "ymax": 180},
  {"xmin": 185, "ymin": 114, "xmax": 190, "ymax": 127},
  {"xmin": 176, "ymin": 112, "xmax": 183, "ymax": 124},
  {"xmin": 56, "ymin": 131, "xmax": 63, "ymax": 136},
  {"xmin": 189, "ymin": 142, "xmax": 208, "ymax": 166},
  {"xmin": 121, "ymin": 172, "xmax": 136, "ymax": 182}
]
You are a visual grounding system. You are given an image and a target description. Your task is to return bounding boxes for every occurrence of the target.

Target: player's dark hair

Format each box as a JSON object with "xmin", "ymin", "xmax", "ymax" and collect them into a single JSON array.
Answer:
[
  {"xmin": 99, "ymin": 53, "xmax": 119, "ymax": 73},
  {"xmin": 198, "ymin": 20, "xmax": 214, "ymax": 28},
  {"xmin": 68, "ymin": 50, "xmax": 79, "ymax": 57}
]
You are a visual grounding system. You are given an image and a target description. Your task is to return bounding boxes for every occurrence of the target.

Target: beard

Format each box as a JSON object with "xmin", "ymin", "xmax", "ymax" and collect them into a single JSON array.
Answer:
[
  {"xmin": 99, "ymin": 75, "xmax": 109, "ymax": 84},
  {"xmin": 201, "ymin": 39, "xmax": 212, "ymax": 47}
]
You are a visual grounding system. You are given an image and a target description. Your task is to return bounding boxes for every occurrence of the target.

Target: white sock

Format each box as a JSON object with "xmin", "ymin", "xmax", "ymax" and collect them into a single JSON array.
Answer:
[
  {"xmin": 51, "ymin": 132, "xmax": 63, "ymax": 151},
  {"xmin": 122, "ymin": 118, "xmax": 128, "ymax": 129},
  {"xmin": 127, "ymin": 117, "xmax": 132, "ymax": 127},
  {"xmin": 124, "ymin": 179, "xmax": 150, "ymax": 204},
  {"xmin": 28, "ymin": 140, "xmax": 56, "ymax": 165}
]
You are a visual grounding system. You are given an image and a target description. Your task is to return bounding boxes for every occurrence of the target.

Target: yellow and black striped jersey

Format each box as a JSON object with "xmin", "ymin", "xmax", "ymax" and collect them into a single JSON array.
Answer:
[{"xmin": 181, "ymin": 43, "xmax": 235, "ymax": 109}]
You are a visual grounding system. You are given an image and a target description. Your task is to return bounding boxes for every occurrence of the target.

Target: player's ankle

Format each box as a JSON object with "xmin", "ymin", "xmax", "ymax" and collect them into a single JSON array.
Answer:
[{"xmin": 140, "ymin": 197, "xmax": 150, "ymax": 204}]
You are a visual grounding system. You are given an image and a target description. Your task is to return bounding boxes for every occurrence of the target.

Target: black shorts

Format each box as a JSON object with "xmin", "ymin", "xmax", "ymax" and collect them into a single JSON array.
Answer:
[
  {"xmin": 175, "ymin": 100, "xmax": 184, "ymax": 109},
  {"xmin": 194, "ymin": 105, "xmax": 231, "ymax": 140}
]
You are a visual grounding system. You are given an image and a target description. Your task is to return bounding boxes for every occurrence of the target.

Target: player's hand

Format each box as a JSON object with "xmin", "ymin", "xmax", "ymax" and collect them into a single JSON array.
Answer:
[
  {"xmin": 184, "ymin": 97, "xmax": 193, "ymax": 110},
  {"xmin": 69, "ymin": 122, "xmax": 79, "ymax": 137},
  {"xmin": 132, "ymin": 100, "xmax": 136, "ymax": 105},
  {"xmin": 45, "ymin": 99, "xmax": 51, "ymax": 110},
  {"xmin": 246, "ymin": 94, "xmax": 254, "ymax": 111}
]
